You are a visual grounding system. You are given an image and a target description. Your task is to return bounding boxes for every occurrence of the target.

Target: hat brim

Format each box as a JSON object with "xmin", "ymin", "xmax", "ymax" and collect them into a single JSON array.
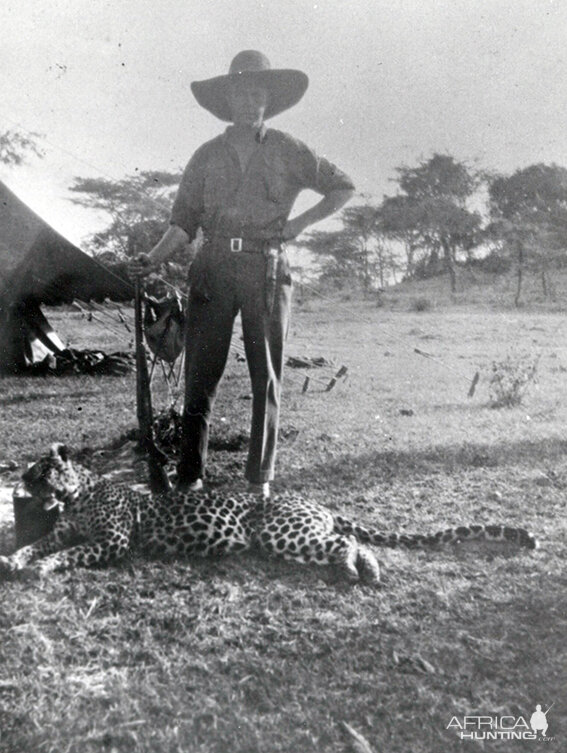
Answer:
[{"xmin": 191, "ymin": 69, "xmax": 309, "ymax": 121}]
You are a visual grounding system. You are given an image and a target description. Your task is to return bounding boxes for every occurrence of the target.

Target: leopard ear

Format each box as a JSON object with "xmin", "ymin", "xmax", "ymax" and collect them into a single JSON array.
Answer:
[{"xmin": 50, "ymin": 443, "xmax": 70, "ymax": 463}]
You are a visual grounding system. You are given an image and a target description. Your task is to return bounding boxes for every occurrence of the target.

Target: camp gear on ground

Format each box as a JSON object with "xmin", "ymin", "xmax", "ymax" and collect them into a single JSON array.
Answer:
[
  {"xmin": 0, "ymin": 180, "xmax": 133, "ymax": 374},
  {"xmin": 143, "ymin": 293, "xmax": 185, "ymax": 364}
]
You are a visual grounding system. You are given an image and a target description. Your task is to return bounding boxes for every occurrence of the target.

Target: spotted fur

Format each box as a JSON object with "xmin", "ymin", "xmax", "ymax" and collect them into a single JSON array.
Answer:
[{"xmin": 0, "ymin": 444, "xmax": 537, "ymax": 584}]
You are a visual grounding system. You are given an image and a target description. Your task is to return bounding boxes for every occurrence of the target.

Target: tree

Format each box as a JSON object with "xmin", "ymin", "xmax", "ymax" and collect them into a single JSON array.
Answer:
[
  {"xmin": 69, "ymin": 170, "xmax": 184, "ymax": 260},
  {"xmin": 382, "ymin": 154, "xmax": 483, "ymax": 292},
  {"xmin": 380, "ymin": 195, "xmax": 423, "ymax": 278},
  {"xmin": 0, "ymin": 129, "xmax": 44, "ymax": 166},
  {"xmin": 298, "ymin": 200, "xmax": 398, "ymax": 293},
  {"xmin": 297, "ymin": 227, "xmax": 365, "ymax": 291},
  {"xmin": 488, "ymin": 164, "xmax": 567, "ymax": 305}
]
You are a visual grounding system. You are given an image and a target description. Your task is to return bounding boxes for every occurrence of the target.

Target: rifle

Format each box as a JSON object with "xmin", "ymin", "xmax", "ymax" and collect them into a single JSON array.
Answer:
[{"xmin": 134, "ymin": 276, "xmax": 171, "ymax": 494}]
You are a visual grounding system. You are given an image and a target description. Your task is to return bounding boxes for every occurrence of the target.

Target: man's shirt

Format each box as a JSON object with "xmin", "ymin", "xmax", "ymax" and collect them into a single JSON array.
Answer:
[{"xmin": 170, "ymin": 126, "xmax": 355, "ymax": 242}]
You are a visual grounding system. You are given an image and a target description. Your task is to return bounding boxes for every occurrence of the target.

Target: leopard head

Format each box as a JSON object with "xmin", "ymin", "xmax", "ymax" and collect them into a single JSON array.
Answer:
[{"xmin": 20, "ymin": 444, "xmax": 88, "ymax": 511}]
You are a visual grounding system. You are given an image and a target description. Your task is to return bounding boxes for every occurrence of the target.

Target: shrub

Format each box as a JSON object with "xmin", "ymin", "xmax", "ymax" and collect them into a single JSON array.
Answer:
[
  {"xmin": 478, "ymin": 251, "xmax": 512, "ymax": 275},
  {"xmin": 488, "ymin": 353, "xmax": 539, "ymax": 408},
  {"xmin": 410, "ymin": 297, "xmax": 433, "ymax": 312}
]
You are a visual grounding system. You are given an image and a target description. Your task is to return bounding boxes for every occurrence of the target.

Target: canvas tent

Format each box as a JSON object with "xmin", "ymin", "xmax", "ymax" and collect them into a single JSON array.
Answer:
[{"xmin": 0, "ymin": 180, "xmax": 134, "ymax": 373}]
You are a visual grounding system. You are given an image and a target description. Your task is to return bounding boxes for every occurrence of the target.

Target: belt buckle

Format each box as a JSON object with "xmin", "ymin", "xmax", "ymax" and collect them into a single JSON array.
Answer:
[{"xmin": 230, "ymin": 237, "xmax": 242, "ymax": 253}]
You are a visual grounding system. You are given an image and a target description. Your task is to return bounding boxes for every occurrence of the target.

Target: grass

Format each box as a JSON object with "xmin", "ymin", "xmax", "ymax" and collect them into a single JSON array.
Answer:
[
  {"xmin": 380, "ymin": 265, "xmax": 567, "ymax": 312},
  {"xmin": 0, "ymin": 301, "xmax": 566, "ymax": 752}
]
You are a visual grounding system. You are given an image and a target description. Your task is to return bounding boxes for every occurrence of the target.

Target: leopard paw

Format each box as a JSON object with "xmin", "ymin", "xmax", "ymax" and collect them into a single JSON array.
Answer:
[
  {"xmin": 36, "ymin": 558, "xmax": 60, "ymax": 577},
  {"xmin": 356, "ymin": 546, "xmax": 381, "ymax": 586},
  {"xmin": 0, "ymin": 556, "xmax": 40, "ymax": 581},
  {"xmin": 0, "ymin": 555, "xmax": 17, "ymax": 577}
]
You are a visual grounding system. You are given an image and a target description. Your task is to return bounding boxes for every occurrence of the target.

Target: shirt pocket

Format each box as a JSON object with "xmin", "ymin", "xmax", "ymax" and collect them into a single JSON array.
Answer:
[
  {"xmin": 262, "ymin": 154, "xmax": 289, "ymax": 206},
  {"xmin": 204, "ymin": 158, "xmax": 232, "ymax": 209}
]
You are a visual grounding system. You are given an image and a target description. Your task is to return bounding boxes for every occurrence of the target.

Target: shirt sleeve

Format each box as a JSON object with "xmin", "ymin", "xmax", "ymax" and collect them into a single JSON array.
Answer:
[
  {"xmin": 169, "ymin": 146, "xmax": 207, "ymax": 241},
  {"xmin": 286, "ymin": 136, "xmax": 355, "ymax": 195}
]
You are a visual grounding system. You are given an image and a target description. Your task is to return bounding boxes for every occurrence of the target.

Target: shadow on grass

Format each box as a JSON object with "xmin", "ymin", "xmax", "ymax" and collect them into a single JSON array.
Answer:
[
  {"xmin": 0, "ymin": 389, "xmax": 102, "ymax": 407},
  {"xmin": 501, "ymin": 588, "xmax": 567, "ymax": 706},
  {"xmin": 0, "ymin": 520, "xmax": 15, "ymax": 555},
  {"xmin": 278, "ymin": 436, "xmax": 567, "ymax": 490},
  {"xmin": 443, "ymin": 580, "xmax": 567, "ymax": 734}
]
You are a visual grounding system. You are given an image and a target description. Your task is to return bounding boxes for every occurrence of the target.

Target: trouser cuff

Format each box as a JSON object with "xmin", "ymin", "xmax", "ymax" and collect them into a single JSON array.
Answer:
[{"xmin": 245, "ymin": 471, "xmax": 274, "ymax": 484}]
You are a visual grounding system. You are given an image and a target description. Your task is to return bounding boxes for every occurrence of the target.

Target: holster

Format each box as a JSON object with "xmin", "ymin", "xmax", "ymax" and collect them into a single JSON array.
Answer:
[
  {"xmin": 264, "ymin": 245, "xmax": 279, "ymax": 315},
  {"xmin": 187, "ymin": 249, "xmax": 212, "ymax": 302}
]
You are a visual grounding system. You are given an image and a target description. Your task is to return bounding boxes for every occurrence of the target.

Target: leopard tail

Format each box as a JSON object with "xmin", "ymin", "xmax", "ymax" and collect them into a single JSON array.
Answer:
[{"xmin": 333, "ymin": 516, "xmax": 538, "ymax": 550}]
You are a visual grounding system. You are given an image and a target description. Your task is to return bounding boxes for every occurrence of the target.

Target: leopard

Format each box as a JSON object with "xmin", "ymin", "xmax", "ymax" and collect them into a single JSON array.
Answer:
[{"xmin": 0, "ymin": 444, "xmax": 537, "ymax": 584}]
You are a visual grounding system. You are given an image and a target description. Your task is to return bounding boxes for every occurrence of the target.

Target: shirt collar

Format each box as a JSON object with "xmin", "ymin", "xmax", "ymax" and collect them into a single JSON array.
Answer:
[{"xmin": 223, "ymin": 123, "xmax": 268, "ymax": 144}]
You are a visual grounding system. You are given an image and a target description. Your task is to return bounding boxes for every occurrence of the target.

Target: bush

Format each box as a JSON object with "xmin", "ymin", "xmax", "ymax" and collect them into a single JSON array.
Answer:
[
  {"xmin": 478, "ymin": 251, "xmax": 513, "ymax": 274},
  {"xmin": 410, "ymin": 297, "xmax": 433, "ymax": 312},
  {"xmin": 488, "ymin": 353, "xmax": 539, "ymax": 408}
]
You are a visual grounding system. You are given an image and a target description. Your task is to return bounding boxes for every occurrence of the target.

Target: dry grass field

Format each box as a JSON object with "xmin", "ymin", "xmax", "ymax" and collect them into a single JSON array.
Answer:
[{"xmin": 0, "ymin": 293, "xmax": 566, "ymax": 752}]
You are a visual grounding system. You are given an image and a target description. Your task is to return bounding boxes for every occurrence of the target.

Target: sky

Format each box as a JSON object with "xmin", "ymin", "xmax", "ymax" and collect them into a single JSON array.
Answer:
[{"xmin": 1, "ymin": 0, "xmax": 567, "ymax": 247}]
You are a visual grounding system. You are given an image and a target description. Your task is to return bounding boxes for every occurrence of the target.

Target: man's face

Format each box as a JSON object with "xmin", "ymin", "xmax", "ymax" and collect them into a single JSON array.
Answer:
[{"xmin": 227, "ymin": 80, "xmax": 268, "ymax": 127}]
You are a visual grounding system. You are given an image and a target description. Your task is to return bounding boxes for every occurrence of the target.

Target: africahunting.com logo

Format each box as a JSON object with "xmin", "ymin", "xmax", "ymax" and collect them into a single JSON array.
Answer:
[{"xmin": 447, "ymin": 703, "xmax": 556, "ymax": 742}]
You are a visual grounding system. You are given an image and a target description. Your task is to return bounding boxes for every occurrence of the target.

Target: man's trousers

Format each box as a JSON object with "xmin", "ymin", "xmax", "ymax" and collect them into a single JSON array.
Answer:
[{"xmin": 177, "ymin": 245, "xmax": 292, "ymax": 487}]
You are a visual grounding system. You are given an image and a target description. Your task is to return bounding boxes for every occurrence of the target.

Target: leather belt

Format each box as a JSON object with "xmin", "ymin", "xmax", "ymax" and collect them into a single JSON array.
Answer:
[{"xmin": 211, "ymin": 236, "xmax": 281, "ymax": 254}]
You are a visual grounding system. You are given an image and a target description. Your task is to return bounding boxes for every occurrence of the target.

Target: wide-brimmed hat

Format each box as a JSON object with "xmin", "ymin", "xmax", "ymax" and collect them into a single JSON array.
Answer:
[{"xmin": 191, "ymin": 50, "xmax": 309, "ymax": 122}]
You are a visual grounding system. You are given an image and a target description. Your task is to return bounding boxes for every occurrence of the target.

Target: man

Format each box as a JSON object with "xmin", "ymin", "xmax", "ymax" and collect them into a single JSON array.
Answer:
[{"xmin": 133, "ymin": 50, "xmax": 354, "ymax": 496}]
